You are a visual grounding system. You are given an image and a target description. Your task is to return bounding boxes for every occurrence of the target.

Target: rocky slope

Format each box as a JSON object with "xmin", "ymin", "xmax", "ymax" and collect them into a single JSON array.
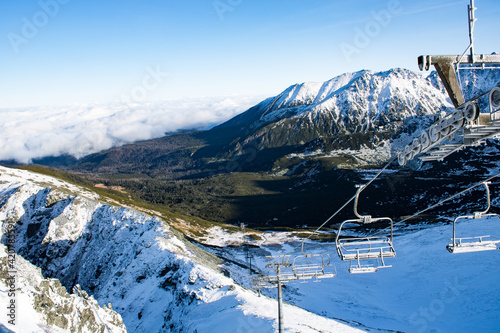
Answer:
[
  {"xmin": 0, "ymin": 243, "xmax": 126, "ymax": 333},
  {"xmin": 215, "ymin": 68, "xmax": 451, "ymax": 151},
  {"xmin": 0, "ymin": 165, "xmax": 366, "ymax": 332}
]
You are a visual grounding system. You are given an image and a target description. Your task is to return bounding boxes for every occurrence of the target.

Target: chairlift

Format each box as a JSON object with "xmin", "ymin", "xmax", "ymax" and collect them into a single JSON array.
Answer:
[
  {"xmin": 264, "ymin": 255, "xmax": 297, "ymax": 283},
  {"xmin": 292, "ymin": 252, "xmax": 336, "ymax": 281},
  {"xmin": 250, "ymin": 274, "xmax": 274, "ymax": 291},
  {"xmin": 398, "ymin": 0, "xmax": 500, "ymax": 165},
  {"xmin": 290, "ymin": 233, "xmax": 337, "ymax": 281},
  {"xmin": 348, "ymin": 248, "xmax": 393, "ymax": 274},
  {"xmin": 336, "ymin": 185, "xmax": 396, "ymax": 273},
  {"xmin": 447, "ymin": 181, "xmax": 500, "ymax": 253}
]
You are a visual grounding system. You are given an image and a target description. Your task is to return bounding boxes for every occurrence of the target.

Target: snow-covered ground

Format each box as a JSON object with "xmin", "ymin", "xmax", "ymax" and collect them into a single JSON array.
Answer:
[
  {"xmin": 2, "ymin": 165, "xmax": 500, "ymax": 332},
  {"xmin": 286, "ymin": 142, "xmax": 396, "ymax": 169},
  {"xmin": 215, "ymin": 217, "xmax": 500, "ymax": 332},
  {"xmin": 0, "ymin": 243, "xmax": 127, "ymax": 333},
  {"xmin": 0, "ymin": 166, "xmax": 367, "ymax": 332}
]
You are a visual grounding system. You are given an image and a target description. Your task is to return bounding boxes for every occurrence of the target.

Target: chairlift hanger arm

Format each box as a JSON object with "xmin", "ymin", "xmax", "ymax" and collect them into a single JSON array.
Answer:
[
  {"xmin": 353, "ymin": 184, "xmax": 371, "ymax": 222},
  {"xmin": 477, "ymin": 181, "xmax": 492, "ymax": 217},
  {"xmin": 419, "ymin": 54, "xmax": 500, "ymax": 68},
  {"xmin": 418, "ymin": 54, "xmax": 500, "ymax": 108}
]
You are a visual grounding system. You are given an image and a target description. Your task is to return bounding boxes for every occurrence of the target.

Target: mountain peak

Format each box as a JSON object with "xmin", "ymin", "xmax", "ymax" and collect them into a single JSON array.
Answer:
[{"xmin": 214, "ymin": 68, "xmax": 451, "ymax": 157}]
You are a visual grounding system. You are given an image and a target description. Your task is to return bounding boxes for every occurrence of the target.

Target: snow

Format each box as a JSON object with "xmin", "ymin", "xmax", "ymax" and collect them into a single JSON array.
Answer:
[
  {"xmin": 271, "ymin": 69, "xmax": 452, "ymax": 126},
  {"xmin": 0, "ymin": 166, "xmax": 100, "ymax": 201},
  {"xmin": 214, "ymin": 217, "xmax": 500, "ymax": 333},
  {"xmin": 0, "ymin": 244, "xmax": 126, "ymax": 333},
  {"xmin": 0, "ymin": 166, "xmax": 364, "ymax": 332},
  {"xmin": 1, "ymin": 164, "xmax": 500, "ymax": 332},
  {"xmin": 0, "ymin": 250, "xmax": 50, "ymax": 333},
  {"xmin": 288, "ymin": 142, "xmax": 393, "ymax": 167},
  {"xmin": 199, "ymin": 226, "xmax": 301, "ymax": 247},
  {"xmin": 270, "ymin": 71, "xmax": 364, "ymax": 112}
]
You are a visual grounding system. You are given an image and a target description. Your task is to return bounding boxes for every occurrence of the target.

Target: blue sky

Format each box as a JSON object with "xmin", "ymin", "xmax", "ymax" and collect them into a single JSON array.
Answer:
[{"xmin": 1, "ymin": 0, "xmax": 499, "ymax": 108}]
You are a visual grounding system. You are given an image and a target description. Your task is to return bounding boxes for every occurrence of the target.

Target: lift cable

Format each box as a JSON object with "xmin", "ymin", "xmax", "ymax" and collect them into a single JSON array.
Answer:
[
  {"xmin": 369, "ymin": 170, "xmax": 500, "ymax": 238},
  {"xmin": 283, "ymin": 154, "xmax": 398, "ymax": 257}
]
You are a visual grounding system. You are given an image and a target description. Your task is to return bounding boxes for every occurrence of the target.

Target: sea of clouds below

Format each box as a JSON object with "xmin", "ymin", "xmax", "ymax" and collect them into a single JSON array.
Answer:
[{"xmin": 0, "ymin": 96, "xmax": 263, "ymax": 164}]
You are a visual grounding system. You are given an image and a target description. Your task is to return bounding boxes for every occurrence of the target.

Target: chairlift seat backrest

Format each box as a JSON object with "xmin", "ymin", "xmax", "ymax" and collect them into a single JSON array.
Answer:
[
  {"xmin": 291, "ymin": 253, "xmax": 334, "ymax": 279},
  {"xmin": 335, "ymin": 184, "xmax": 396, "ymax": 273},
  {"xmin": 337, "ymin": 237, "xmax": 396, "ymax": 261},
  {"xmin": 447, "ymin": 182, "xmax": 500, "ymax": 254}
]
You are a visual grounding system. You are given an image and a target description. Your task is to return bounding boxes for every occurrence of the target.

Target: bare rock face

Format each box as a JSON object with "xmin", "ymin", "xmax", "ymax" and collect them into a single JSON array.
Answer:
[{"xmin": 0, "ymin": 245, "xmax": 127, "ymax": 333}]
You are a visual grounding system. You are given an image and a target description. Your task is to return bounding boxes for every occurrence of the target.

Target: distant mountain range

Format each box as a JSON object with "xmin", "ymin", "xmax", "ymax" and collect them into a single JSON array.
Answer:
[
  {"xmin": 28, "ymin": 68, "xmax": 500, "ymax": 227},
  {"xmin": 73, "ymin": 68, "xmax": 458, "ymax": 175},
  {"xmin": 216, "ymin": 69, "xmax": 450, "ymax": 149},
  {"xmin": 68, "ymin": 67, "xmax": 500, "ymax": 174}
]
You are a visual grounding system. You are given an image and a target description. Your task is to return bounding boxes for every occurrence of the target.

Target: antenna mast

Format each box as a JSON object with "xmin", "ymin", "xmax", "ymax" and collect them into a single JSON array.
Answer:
[{"xmin": 468, "ymin": 0, "xmax": 476, "ymax": 62}]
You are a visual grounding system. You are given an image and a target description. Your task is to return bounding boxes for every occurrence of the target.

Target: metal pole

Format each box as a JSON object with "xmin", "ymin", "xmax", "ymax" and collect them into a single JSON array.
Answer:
[
  {"xmin": 468, "ymin": 0, "xmax": 476, "ymax": 61},
  {"xmin": 277, "ymin": 265, "xmax": 284, "ymax": 333}
]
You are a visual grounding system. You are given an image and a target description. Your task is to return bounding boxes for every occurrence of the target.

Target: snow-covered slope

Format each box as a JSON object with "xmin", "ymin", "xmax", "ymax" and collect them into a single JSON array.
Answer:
[
  {"xmin": 0, "ymin": 166, "xmax": 365, "ymax": 333},
  {"xmin": 205, "ymin": 215, "xmax": 500, "ymax": 332},
  {"xmin": 1, "ymin": 166, "xmax": 500, "ymax": 332},
  {"xmin": 0, "ymin": 244, "xmax": 127, "ymax": 333},
  {"xmin": 216, "ymin": 69, "xmax": 453, "ymax": 152}
]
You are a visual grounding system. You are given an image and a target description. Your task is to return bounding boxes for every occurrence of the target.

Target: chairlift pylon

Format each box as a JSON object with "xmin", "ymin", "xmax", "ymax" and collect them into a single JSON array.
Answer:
[
  {"xmin": 336, "ymin": 185, "xmax": 396, "ymax": 273},
  {"xmin": 398, "ymin": 0, "xmax": 500, "ymax": 166},
  {"xmin": 447, "ymin": 181, "xmax": 500, "ymax": 253}
]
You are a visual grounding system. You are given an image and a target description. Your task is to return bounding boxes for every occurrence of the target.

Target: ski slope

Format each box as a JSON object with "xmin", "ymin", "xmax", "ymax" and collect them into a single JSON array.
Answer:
[{"xmin": 214, "ymin": 217, "xmax": 500, "ymax": 332}]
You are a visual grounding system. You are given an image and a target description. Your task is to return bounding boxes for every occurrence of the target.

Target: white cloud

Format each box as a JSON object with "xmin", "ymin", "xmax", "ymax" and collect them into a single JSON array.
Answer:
[{"xmin": 0, "ymin": 96, "xmax": 263, "ymax": 164}]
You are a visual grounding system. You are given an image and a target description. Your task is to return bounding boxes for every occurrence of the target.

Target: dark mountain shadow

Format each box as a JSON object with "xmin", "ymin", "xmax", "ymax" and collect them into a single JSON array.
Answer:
[
  {"xmin": 191, "ymin": 153, "xmax": 500, "ymax": 229},
  {"xmin": 1, "ymin": 188, "xmax": 74, "ymax": 265},
  {"xmin": 3, "ymin": 198, "xmax": 164, "ymax": 297}
]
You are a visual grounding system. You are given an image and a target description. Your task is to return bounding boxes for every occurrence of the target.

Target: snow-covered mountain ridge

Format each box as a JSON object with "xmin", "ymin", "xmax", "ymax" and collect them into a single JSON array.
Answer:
[
  {"xmin": 211, "ymin": 68, "xmax": 500, "ymax": 168},
  {"xmin": 224, "ymin": 69, "xmax": 449, "ymax": 128},
  {"xmin": 216, "ymin": 69, "xmax": 451, "ymax": 152},
  {"xmin": 0, "ymin": 166, "xmax": 365, "ymax": 332}
]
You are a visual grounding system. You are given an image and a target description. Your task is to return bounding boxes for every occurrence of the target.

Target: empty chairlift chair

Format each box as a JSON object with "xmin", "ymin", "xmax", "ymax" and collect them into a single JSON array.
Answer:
[
  {"xmin": 447, "ymin": 181, "xmax": 500, "ymax": 253},
  {"xmin": 291, "ymin": 242, "xmax": 336, "ymax": 281},
  {"xmin": 335, "ymin": 185, "xmax": 396, "ymax": 273}
]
